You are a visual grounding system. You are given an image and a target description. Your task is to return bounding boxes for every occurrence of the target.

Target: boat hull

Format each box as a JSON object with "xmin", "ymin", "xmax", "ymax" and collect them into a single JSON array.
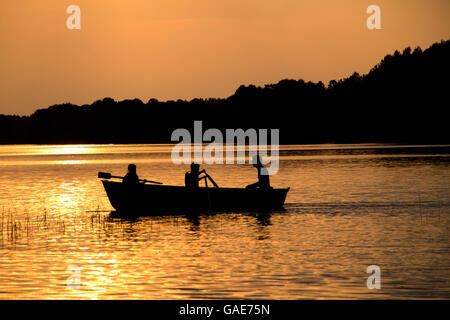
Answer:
[{"xmin": 101, "ymin": 180, "xmax": 289, "ymax": 214}]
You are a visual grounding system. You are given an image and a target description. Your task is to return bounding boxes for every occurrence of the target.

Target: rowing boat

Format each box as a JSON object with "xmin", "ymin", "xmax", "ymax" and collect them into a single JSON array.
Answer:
[{"xmin": 101, "ymin": 180, "xmax": 289, "ymax": 214}]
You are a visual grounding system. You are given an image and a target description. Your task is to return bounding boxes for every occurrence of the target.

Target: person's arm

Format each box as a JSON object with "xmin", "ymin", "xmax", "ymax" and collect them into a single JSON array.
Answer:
[{"xmin": 196, "ymin": 170, "xmax": 206, "ymax": 181}]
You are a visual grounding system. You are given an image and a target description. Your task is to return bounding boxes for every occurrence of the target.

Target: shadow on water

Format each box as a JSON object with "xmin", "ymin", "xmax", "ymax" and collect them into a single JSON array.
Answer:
[
  {"xmin": 253, "ymin": 211, "xmax": 272, "ymax": 226},
  {"xmin": 108, "ymin": 207, "xmax": 281, "ymax": 235},
  {"xmin": 108, "ymin": 210, "xmax": 205, "ymax": 234}
]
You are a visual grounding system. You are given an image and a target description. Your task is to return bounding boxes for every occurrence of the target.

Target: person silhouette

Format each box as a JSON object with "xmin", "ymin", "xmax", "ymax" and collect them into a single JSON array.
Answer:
[
  {"xmin": 246, "ymin": 155, "xmax": 271, "ymax": 189},
  {"xmin": 185, "ymin": 163, "xmax": 206, "ymax": 189},
  {"xmin": 123, "ymin": 164, "xmax": 140, "ymax": 184}
]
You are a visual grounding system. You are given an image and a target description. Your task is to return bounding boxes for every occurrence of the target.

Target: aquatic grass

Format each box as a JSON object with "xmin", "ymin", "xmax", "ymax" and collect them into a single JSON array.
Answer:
[
  {"xmin": 0, "ymin": 203, "xmax": 136, "ymax": 247},
  {"xmin": 0, "ymin": 208, "xmax": 21, "ymax": 244},
  {"xmin": 1, "ymin": 207, "xmax": 3, "ymax": 242}
]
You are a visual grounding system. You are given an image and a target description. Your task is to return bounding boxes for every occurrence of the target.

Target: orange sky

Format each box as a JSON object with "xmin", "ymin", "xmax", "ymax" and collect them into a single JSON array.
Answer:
[{"xmin": 0, "ymin": 0, "xmax": 449, "ymax": 115}]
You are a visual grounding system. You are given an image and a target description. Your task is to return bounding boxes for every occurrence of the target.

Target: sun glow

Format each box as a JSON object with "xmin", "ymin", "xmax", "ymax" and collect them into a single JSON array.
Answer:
[{"xmin": 46, "ymin": 146, "xmax": 91, "ymax": 155}]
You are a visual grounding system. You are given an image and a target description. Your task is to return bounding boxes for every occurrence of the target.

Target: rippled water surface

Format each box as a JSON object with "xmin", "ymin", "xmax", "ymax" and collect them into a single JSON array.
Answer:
[{"xmin": 0, "ymin": 144, "xmax": 449, "ymax": 299}]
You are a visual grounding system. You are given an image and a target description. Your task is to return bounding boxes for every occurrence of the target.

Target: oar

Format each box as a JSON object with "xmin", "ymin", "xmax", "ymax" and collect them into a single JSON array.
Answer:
[
  {"xmin": 204, "ymin": 178, "xmax": 212, "ymax": 209},
  {"xmin": 204, "ymin": 172, "xmax": 219, "ymax": 188},
  {"xmin": 98, "ymin": 172, "xmax": 122, "ymax": 180},
  {"xmin": 98, "ymin": 172, "xmax": 163, "ymax": 185}
]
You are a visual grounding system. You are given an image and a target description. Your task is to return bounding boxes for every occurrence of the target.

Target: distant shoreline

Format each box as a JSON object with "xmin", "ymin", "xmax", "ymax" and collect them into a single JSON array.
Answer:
[{"xmin": 1, "ymin": 39, "xmax": 449, "ymax": 145}]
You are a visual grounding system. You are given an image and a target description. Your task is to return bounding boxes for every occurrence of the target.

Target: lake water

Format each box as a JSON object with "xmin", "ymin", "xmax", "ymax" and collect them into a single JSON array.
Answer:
[{"xmin": 0, "ymin": 144, "xmax": 449, "ymax": 299}]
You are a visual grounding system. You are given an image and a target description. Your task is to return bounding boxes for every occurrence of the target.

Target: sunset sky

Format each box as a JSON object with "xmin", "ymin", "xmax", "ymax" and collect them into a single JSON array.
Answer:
[{"xmin": 0, "ymin": 0, "xmax": 449, "ymax": 115}]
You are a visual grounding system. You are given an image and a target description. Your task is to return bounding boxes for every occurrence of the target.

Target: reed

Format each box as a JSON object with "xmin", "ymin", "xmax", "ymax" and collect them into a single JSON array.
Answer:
[
  {"xmin": 1, "ymin": 207, "xmax": 4, "ymax": 241},
  {"xmin": 0, "ymin": 205, "xmax": 122, "ymax": 246}
]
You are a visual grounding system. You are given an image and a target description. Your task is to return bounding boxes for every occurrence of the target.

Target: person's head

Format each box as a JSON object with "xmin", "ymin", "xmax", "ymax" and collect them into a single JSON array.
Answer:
[
  {"xmin": 190, "ymin": 163, "xmax": 200, "ymax": 173},
  {"xmin": 128, "ymin": 164, "xmax": 137, "ymax": 173},
  {"xmin": 252, "ymin": 155, "xmax": 263, "ymax": 168}
]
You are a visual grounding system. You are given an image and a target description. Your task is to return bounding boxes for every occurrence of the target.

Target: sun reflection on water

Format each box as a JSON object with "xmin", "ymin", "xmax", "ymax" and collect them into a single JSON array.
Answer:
[
  {"xmin": 0, "ymin": 144, "xmax": 448, "ymax": 299},
  {"xmin": 45, "ymin": 146, "xmax": 91, "ymax": 155}
]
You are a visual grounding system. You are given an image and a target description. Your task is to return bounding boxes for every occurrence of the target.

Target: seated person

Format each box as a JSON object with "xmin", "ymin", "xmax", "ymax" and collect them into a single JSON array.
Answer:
[
  {"xmin": 123, "ymin": 164, "xmax": 140, "ymax": 184},
  {"xmin": 246, "ymin": 155, "xmax": 271, "ymax": 189},
  {"xmin": 185, "ymin": 163, "xmax": 205, "ymax": 188}
]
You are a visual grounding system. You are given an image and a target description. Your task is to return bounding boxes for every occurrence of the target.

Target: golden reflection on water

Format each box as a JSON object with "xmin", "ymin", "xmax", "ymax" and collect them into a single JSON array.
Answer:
[
  {"xmin": 44, "ymin": 146, "xmax": 91, "ymax": 155},
  {"xmin": 0, "ymin": 144, "xmax": 449, "ymax": 299}
]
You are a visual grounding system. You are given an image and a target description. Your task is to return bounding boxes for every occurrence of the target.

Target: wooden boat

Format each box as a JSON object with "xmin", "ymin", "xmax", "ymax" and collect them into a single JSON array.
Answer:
[{"xmin": 100, "ymin": 180, "xmax": 290, "ymax": 214}]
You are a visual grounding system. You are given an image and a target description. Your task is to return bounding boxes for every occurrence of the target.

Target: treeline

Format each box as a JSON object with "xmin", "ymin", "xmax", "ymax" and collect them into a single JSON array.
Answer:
[{"xmin": 1, "ymin": 39, "xmax": 449, "ymax": 144}]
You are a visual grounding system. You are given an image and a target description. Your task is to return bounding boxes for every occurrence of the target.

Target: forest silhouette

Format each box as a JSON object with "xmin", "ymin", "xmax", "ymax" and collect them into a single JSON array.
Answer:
[{"xmin": 1, "ymin": 39, "xmax": 448, "ymax": 144}]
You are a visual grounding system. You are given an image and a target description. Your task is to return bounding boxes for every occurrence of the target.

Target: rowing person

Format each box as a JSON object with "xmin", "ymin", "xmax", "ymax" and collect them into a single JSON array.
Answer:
[
  {"xmin": 123, "ymin": 164, "xmax": 140, "ymax": 184},
  {"xmin": 185, "ymin": 163, "xmax": 204, "ymax": 189},
  {"xmin": 245, "ymin": 155, "xmax": 271, "ymax": 189}
]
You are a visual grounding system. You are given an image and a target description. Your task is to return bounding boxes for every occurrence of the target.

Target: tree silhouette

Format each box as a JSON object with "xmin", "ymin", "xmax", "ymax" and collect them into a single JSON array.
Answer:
[{"xmin": 0, "ymin": 39, "xmax": 448, "ymax": 144}]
